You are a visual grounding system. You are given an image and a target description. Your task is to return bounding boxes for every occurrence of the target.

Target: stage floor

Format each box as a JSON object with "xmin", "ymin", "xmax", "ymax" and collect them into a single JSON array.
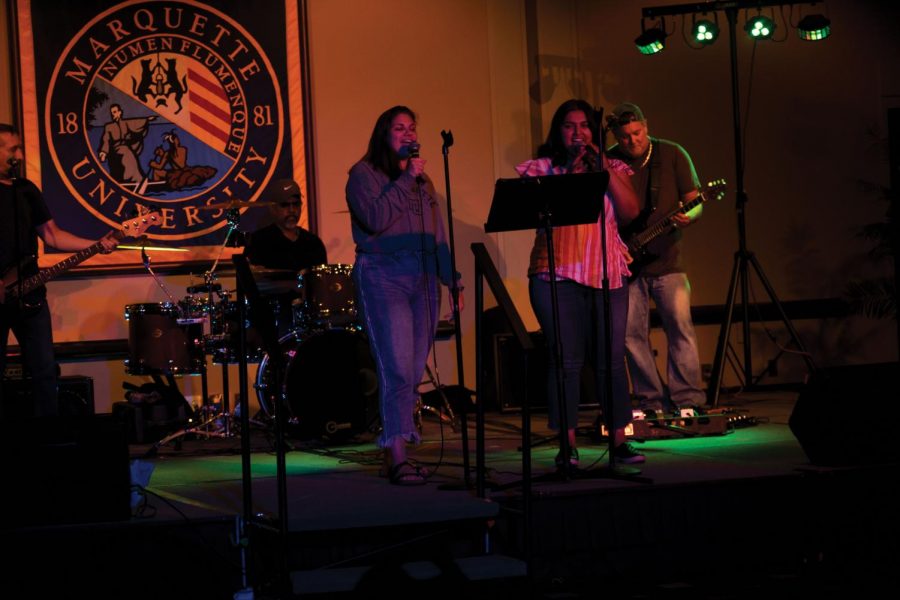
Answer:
[{"xmin": 8, "ymin": 389, "xmax": 899, "ymax": 598}]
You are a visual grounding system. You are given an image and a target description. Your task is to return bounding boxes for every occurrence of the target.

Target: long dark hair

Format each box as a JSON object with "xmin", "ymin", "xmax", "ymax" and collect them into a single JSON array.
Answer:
[
  {"xmin": 363, "ymin": 105, "xmax": 416, "ymax": 180},
  {"xmin": 536, "ymin": 99, "xmax": 601, "ymax": 167}
]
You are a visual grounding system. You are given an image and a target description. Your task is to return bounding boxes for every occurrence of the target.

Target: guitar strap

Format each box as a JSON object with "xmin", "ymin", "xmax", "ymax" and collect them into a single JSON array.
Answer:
[{"xmin": 646, "ymin": 137, "xmax": 662, "ymax": 213}]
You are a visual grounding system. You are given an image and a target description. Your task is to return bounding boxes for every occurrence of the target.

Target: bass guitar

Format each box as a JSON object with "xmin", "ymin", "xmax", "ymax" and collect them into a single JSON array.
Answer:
[
  {"xmin": 624, "ymin": 179, "xmax": 726, "ymax": 280},
  {"xmin": 2, "ymin": 212, "xmax": 160, "ymax": 313}
]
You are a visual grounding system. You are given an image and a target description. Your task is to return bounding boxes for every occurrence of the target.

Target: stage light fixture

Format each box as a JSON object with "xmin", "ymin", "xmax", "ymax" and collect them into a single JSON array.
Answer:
[
  {"xmin": 797, "ymin": 14, "xmax": 830, "ymax": 41},
  {"xmin": 744, "ymin": 14, "xmax": 776, "ymax": 39},
  {"xmin": 635, "ymin": 19, "xmax": 667, "ymax": 54},
  {"xmin": 692, "ymin": 18, "xmax": 720, "ymax": 45}
]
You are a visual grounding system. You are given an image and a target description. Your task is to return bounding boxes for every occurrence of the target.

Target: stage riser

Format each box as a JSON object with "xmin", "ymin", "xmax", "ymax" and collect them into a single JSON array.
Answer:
[
  {"xmin": 5, "ymin": 464, "xmax": 898, "ymax": 597},
  {"xmin": 494, "ymin": 466, "xmax": 900, "ymax": 586}
]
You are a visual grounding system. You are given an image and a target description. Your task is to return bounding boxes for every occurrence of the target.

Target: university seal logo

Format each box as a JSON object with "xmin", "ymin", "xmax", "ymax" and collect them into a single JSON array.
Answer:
[{"xmin": 44, "ymin": 0, "xmax": 283, "ymax": 241}]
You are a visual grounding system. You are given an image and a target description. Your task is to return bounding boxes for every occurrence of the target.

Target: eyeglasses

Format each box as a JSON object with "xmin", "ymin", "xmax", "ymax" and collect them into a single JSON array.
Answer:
[{"xmin": 276, "ymin": 201, "xmax": 301, "ymax": 209}]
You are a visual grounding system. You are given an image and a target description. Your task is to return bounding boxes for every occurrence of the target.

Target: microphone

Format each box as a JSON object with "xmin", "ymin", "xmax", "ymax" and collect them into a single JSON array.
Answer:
[
  {"xmin": 6, "ymin": 157, "xmax": 21, "ymax": 179},
  {"xmin": 405, "ymin": 142, "xmax": 424, "ymax": 184}
]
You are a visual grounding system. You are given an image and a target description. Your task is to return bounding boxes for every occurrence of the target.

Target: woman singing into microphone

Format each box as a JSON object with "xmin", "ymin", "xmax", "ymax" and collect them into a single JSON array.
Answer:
[
  {"xmin": 346, "ymin": 105, "xmax": 462, "ymax": 485},
  {"xmin": 517, "ymin": 99, "xmax": 643, "ymax": 467}
]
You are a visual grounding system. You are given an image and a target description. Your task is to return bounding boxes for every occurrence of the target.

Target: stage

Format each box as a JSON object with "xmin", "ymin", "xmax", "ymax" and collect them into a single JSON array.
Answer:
[{"xmin": 4, "ymin": 389, "xmax": 899, "ymax": 598}]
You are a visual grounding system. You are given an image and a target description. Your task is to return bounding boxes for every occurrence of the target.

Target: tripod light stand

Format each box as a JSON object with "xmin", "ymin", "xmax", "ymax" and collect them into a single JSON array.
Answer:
[{"xmin": 640, "ymin": 1, "xmax": 819, "ymax": 407}]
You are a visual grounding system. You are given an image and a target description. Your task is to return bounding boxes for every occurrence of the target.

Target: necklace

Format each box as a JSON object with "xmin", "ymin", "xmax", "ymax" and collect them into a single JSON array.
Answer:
[{"xmin": 637, "ymin": 142, "xmax": 653, "ymax": 170}]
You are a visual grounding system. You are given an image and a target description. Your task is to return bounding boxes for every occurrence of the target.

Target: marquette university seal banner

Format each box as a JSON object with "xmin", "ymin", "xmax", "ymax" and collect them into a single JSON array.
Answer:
[{"xmin": 16, "ymin": 0, "xmax": 309, "ymax": 268}]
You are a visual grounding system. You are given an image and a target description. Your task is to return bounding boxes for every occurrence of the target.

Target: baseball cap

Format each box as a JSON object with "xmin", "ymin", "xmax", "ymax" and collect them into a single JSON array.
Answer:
[
  {"xmin": 609, "ymin": 103, "xmax": 646, "ymax": 128},
  {"xmin": 267, "ymin": 178, "xmax": 302, "ymax": 205}
]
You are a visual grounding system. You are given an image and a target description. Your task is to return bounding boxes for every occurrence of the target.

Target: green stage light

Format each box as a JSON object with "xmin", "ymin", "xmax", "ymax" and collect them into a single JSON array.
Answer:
[
  {"xmin": 635, "ymin": 27, "xmax": 667, "ymax": 55},
  {"xmin": 744, "ymin": 15, "xmax": 776, "ymax": 39},
  {"xmin": 693, "ymin": 19, "xmax": 719, "ymax": 45},
  {"xmin": 798, "ymin": 14, "xmax": 831, "ymax": 41}
]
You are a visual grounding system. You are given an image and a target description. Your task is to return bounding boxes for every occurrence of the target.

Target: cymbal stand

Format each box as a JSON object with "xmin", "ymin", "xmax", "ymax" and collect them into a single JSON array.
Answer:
[{"xmin": 199, "ymin": 208, "xmax": 245, "ymax": 431}]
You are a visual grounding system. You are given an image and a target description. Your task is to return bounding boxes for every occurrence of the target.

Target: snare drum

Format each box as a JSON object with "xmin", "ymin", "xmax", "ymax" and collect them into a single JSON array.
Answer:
[
  {"xmin": 124, "ymin": 302, "xmax": 205, "ymax": 375},
  {"xmin": 295, "ymin": 264, "xmax": 356, "ymax": 329}
]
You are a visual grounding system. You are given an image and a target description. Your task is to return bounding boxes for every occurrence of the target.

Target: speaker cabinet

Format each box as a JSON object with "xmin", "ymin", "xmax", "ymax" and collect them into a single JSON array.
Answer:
[
  {"xmin": 0, "ymin": 415, "xmax": 131, "ymax": 528},
  {"xmin": 789, "ymin": 362, "xmax": 900, "ymax": 466}
]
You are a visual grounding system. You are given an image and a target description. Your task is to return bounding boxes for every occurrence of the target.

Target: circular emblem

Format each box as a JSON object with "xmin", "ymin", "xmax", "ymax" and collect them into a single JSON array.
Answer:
[{"xmin": 44, "ymin": 0, "xmax": 283, "ymax": 241}]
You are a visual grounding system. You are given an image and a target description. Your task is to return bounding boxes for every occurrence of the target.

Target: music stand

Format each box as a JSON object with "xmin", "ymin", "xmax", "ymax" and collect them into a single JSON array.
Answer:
[
  {"xmin": 232, "ymin": 253, "xmax": 290, "ymax": 595},
  {"xmin": 486, "ymin": 171, "xmax": 608, "ymax": 479}
]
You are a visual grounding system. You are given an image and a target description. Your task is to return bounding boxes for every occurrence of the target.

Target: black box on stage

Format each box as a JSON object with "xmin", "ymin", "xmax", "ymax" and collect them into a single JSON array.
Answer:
[
  {"xmin": 0, "ymin": 414, "xmax": 131, "ymax": 528},
  {"xmin": 0, "ymin": 375, "xmax": 95, "ymax": 418},
  {"xmin": 789, "ymin": 362, "xmax": 900, "ymax": 467},
  {"xmin": 491, "ymin": 331, "xmax": 599, "ymax": 413}
]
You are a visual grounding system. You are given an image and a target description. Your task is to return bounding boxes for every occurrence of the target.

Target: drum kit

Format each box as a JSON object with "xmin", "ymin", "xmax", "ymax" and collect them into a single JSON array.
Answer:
[{"xmin": 124, "ymin": 203, "xmax": 381, "ymax": 447}]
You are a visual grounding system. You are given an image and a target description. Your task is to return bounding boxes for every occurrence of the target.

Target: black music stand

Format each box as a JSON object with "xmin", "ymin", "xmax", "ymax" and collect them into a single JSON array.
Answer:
[
  {"xmin": 232, "ymin": 254, "xmax": 289, "ymax": 596},
  {"xmin": 486, "ymin": 172, "xmax": 604, "ymax": 477}
]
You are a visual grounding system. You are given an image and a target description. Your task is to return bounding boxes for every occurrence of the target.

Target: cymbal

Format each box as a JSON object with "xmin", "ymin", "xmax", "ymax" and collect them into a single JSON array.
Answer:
[{"xmin": 200, "ymin": 200, "xmax": 275, "ymax": 210}]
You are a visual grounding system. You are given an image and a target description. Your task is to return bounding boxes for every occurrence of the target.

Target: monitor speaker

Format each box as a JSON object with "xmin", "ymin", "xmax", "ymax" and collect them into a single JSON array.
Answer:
[{"xmin": 789, "ymin": 362, "xmax": 900, "ymax": 466}]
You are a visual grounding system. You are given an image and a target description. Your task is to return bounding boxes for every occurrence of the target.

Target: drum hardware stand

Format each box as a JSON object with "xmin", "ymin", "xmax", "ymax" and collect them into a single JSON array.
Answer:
[
  {"xmin": 416, "ymin": 364, "xmax": 458, "ymax": 431},
  {"xmin": 144, "ymin": 405, "xmax": 231, "ymax": 456},
  {"xmin": 136, "ymin": 245, "xmax": 214, "ymax": 452},
  {"xmin": 140, "ymin": 245, "xmax": 184, "ymax": 313}
]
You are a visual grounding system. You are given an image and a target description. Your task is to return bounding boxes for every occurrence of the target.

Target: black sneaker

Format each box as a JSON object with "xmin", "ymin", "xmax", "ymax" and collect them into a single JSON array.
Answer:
[
  {"xmin": 612, "ymin": 442, "xmax": 645, "ymax": 464},
  {"xmin": 555, "ymin": 447, "xmax": 579, "ymax": 468}
]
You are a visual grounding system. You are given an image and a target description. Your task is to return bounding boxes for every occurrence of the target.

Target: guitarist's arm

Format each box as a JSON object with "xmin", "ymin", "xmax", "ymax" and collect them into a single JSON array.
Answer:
[
  {"xmin": 672, "ymin": 189, "xmax": 702, "ymax": 228},
  {"xmin": 36, "ymin": 219, "xmax": 119, "ymax": 253}
]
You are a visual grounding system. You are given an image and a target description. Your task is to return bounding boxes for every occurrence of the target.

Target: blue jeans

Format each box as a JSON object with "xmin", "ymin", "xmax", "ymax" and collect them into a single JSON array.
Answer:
[
  {"xmin": 625, "ymin": 272, "xmax": 704, "ymax": 410},
  {"xmin": 529, "ymin": 277, "xmax": 631, "ymax": 432},
  {"xmin": 0, "ymin": 301, "xmax": 59, "ymax": 417},
  {"xmin": 353, "ymin": 252, "xmax": 439, "ymax": 448}
]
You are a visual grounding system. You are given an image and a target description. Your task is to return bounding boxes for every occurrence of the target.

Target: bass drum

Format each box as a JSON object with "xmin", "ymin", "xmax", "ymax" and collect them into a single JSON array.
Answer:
[{"xmin": 255, "ymin": 328, "xmax": 379, "ymax": 442}]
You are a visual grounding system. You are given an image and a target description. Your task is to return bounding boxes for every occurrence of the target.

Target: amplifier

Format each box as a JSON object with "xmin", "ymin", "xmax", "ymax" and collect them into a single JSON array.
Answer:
[
  {"xmin": 491, "ymin": 331, "xmax": 599, "ymax": 413},
  {"xmin": 0, "ymin": 375, "xmax": 95, "ymax": 418}
]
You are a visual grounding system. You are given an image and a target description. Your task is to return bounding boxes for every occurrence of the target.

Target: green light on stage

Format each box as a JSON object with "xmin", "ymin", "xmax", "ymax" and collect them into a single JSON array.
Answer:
[
  {"xmin": 744, "ymin": 15, "xmax": 776, "ymax": 39},
  {"xmin": 635, "ymin": 27, "xmax": 666, "ymax": 55},
  {"xmin": 798, "ymin": 14, "xmax": 831, "ymax": 41},
  {"xmin": 693, "ymin": 19, "xmax": 719, "ymax": 45}
]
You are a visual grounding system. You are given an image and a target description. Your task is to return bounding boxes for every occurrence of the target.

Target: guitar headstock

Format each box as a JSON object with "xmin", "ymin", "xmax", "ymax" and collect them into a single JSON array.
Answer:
[
  {"xmin": 704, "ymin": 178, "xmax": 727, "ymax": 202},
  {"xmin": 119, "ymin": 211, "xmax": 161, "ymax": 239}
]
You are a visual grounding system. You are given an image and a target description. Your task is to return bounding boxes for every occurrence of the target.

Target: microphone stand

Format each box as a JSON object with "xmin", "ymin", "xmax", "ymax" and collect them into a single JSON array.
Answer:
[
  {"xmin": 579, "ymin": 127, "xmax": 649, "ymax": 483},
  {"xmin": 436, "ymin": 130, "xmax": 476, "ymax": 491}
]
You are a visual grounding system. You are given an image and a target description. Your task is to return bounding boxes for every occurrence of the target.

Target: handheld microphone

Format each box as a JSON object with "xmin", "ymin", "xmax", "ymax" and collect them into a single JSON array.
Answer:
[
  {"xmin": 8, "ymin": 158, "xmax": 20, "ymax": 168},
  {"xmin": 405, "ymin": 142, "xmax": 424, "ymax": 184}
]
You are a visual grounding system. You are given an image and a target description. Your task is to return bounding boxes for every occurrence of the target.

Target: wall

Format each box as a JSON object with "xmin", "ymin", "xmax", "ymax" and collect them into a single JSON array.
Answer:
[{"xmin": 2, "ymin": 0, "xmax": 898, "ymax": 415}]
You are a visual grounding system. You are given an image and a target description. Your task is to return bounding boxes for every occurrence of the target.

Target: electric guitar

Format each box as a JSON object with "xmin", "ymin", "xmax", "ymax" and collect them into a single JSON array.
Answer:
[
  {"xmin": 623, "ymin": 179, "xmax": 726, "ymax": 280},
  {"xmin": 2, "ymin": 212, "xmax": 160, "ymax": 312}
]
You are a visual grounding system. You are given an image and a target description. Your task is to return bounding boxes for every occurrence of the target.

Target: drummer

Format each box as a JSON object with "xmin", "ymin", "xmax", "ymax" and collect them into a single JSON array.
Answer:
[{"xmin": 244, "ymin": 178, "xmax": 327, "ymax": 334}]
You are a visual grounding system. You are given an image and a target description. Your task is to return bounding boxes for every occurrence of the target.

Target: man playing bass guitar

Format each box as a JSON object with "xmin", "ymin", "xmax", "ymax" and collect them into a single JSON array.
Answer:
[
  {"xmin": 1, "ymin": 123, "xmax": 119, "ymax": 417},
  {"xmin": 606, "ymin": 104, "xmax": 706, "ymax": 415}
]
